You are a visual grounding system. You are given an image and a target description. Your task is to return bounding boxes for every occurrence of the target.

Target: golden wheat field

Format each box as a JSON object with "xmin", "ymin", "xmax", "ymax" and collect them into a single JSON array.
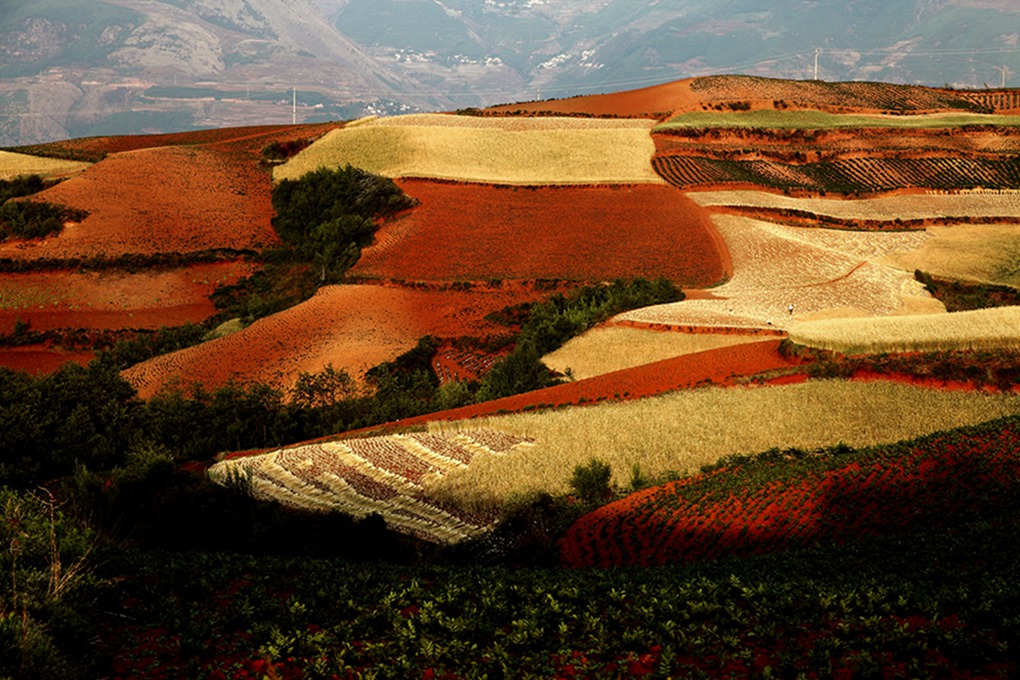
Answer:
[
  {"xmin": 876, "ymin": 223, "xmax": 1020, "ymax": 287},
  {"xmin": 273, "ymin": 114, "xmax": 664, "ymax": 185},
  {"xmin": 425, "ymin": 381, "xmax": 1020, "ymax": 510},
  {"xmin": 686, "ymin": 189, "xmax": 1020, "ymax": 220},
  {"xmin": 615, "ymin": 214, "xmax": 940, "ymax": 331},
  {"xmin": 541, "ymin": 325, "xmax": 763, "ymax": 380},
  {"xmin": 0, "ymin": 150, "xmax": 90, "ymax": 180},
  {"xmin": 789, "ymin": 305, "xmax": 1020, "ymax": 354}
]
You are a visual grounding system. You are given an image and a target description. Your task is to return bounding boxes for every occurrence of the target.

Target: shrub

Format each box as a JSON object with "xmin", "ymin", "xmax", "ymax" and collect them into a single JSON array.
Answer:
[{"xmin": 570, "ymin": 458, "xmax": 613, "ymax": 505}]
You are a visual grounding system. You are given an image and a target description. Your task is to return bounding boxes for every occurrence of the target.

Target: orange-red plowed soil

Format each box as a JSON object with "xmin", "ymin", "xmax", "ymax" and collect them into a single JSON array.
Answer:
[
  {"xmin": 375, "ymin": 339, "xmax": 798, "ymax": 429},
  {"xmin": 0, "ymin": 145, "xmax": 279, "ymax": 261},
  {"xmin": 123, "ymin": 283, "xmax": 549, "ymax": 399},
  {"xmin": 0, "ymin": 346, "xmax": 93, "ymax": 375},
  {"xmin": 0, "ymin": 262, "xmax": 255, "ymax": 334},
  {"xmin": 486, "ymin": 79, "xmax": 700, "ymax": 118},
  {"xmin": 353, "ymin": 180, "xmax": 727, "ymax": 287}
]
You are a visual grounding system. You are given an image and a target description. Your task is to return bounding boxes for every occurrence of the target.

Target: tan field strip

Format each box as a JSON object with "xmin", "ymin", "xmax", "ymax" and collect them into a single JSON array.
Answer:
[
  {"xmin": 615, "ymin": 215, "xmax": 940, "ymax": 331},
  {"xmin": 789, "ymin": 306, "xmax": 1020, "ymax": 354},
  {"xmin": 273, "ymin": 114, "xmax": 664, "ymax": 185},
  {"xmin": 686, "ymin": 189, "xmax": 1020, "ymax": 221},
  {"xmin": 877, "ymin": 223, "xmax": 1020, "ymax": 287},
  {"xmin": 426, "ymin": 380, "xmax": 1020, "ymax": 510},
  {"xmin": 542, "ymin": 326, "xmax": 762, "ymax": 380},
  {"xmin": 0, "ymin": 150, "xmax": 90, "ymax": 180}
]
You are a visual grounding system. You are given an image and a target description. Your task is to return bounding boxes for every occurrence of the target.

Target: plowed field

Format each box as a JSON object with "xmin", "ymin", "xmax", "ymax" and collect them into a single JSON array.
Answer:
[
  {"xmin": 0, "ymin": 262, "xmax": 255, "ymax": 333},
  {"xmin": 123, "ymin": 283, "xmax": 548, "ymax": 399},
  {"xmin": 616, "ymin": 215, "xmax": 940, "ymax": 331},
  {"xmin": 0, "ymin": 145, "xmax": 279, "ymax": 261},
  {"xmin": 352, "ymin": 181, "xmax": 726, "ymax": 287}
]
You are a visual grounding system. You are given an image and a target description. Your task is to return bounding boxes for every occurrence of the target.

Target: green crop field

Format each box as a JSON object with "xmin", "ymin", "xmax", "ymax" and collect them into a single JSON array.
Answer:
[{"xmin": 656, "ymin": 109, "xmax": 1020, "ymax": 131}]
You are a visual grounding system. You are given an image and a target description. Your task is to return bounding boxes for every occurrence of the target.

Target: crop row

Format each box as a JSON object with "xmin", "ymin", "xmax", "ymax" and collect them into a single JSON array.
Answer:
[
  {"xmin": 561, "ymin": 416, "xmax": 1020, "ymax": 568},
  {"xmin": 209, "ymin": 429, "xmax": 535, "ymax": 543},
  {"xmin": 654, "ymin": 154, "xmax": 1020, "ymax": 193}
]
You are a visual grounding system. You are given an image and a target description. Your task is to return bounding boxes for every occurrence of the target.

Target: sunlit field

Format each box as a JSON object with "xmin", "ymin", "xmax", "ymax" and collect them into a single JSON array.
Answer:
[
  {"xmin": 274, "ymin": 114, "xmax": 664, "ymax": 185},
  {"xmin": 426, "ymin": 380, "xmax": 1020, "ymax": 511},
  {"xmin": 789, "ymin": 306, "xmax": 1020, "ymax": 354},
  {"xmin": 0, "ymin": 150, "xmax": 90, "ymax": 179}
]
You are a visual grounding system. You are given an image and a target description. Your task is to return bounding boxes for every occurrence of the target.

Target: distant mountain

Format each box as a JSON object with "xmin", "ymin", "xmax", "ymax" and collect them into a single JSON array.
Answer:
[{"xmin": 2, "ymin": 0, "xmax": 1020, "ymax": 144}]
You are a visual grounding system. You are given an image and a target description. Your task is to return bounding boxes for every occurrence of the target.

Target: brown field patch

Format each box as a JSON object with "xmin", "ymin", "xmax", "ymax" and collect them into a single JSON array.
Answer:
[
  {"xmin": 0, "ymin": 262, "xmax": 255, "ymax": 333},
  {"xmin": 486, "ymin": 80, "xmax": 700, "ymax": 117},
  {"xmin": 19, "ymin": 122, "xmax": 342, "ymax": 162},
  {"xmin": 123, "ymin": 283, "xmax": 548, "ymax": 399},
  {"xmin": 0, "ymin": 145, "xmax": 280, "ymax": 261},
  {"xmin": 352, "ymin": 181, "xmax": 726, "ymax": 287}
]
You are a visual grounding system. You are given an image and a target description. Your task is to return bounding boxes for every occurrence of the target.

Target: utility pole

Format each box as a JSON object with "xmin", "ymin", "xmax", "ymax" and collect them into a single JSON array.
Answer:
[
  {"xmin": 814, "ymin": 48, "xmax": 820, "ymax": 81},
  {"xmin": 292, "ymin": 87, "xmax": 297, "ymax": 125},
  {"xmin": 1003, "ymin": 65, "xmax": 1008, "ymax": 89}
]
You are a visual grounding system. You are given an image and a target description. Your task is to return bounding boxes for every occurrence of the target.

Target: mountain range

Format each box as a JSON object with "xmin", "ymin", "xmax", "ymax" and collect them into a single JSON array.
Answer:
[{"xmin": 2, "ymin": 0, "xmax": 1020, "ymax": 145}]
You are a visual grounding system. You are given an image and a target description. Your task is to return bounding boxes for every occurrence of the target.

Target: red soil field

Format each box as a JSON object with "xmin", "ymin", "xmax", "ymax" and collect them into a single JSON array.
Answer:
[
  {"xmin": 24, "ymin": 122, "xmax": 341, "ymax": 160},
  {"xmin": 486, "ymin": 79, "xmax": 700, "ymax": 118},
  {"xmin": 365, "ymin": 339, "xmax": 799, "ymax": 430},
  {"xmin": 560, "ymin": 418, "xmax": 1020, "ymax": 568},
  {"xmin": 0, "ymin": 346, "xmax": 93, "ymax": 375},
  {"xmin": 353, "ymin": 180, "xmax": 727, "ymax": 288},
  {"xmin": 0, "ymin": 145, "xmax": 280, "ymax": 261},
  {"xmin": 123, "ymin": 283, "xmax": 549, "ymax": 399},
  {"xmin": 0, "ymin": 262, "xmax": 255, "ymax": 334}
]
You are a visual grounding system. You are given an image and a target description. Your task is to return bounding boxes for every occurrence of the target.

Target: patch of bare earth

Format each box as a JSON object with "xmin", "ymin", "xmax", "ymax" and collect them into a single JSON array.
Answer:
[
  {"xmin": 354, "ymin": 180, "xmax": 726, "ymax": 287},
  {"xmin": 123, "ymin": 283, "xmax": 548, "ymax": 399}
]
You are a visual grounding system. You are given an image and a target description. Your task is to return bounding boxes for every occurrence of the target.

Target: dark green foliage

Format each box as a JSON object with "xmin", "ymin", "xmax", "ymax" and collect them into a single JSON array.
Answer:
[
  {"xmin": 477, "ymin": 278, "xmax": 683, "ymax": 400},
  {"xmin": 96, "ymin": 323, "xmax": 210, "ymax": 370},
  {"xmin": 0, "ymin": 487, "xmax": 100, "ymax": 680},
  {"xmin": 915, "ymin": 269, "xmax": 1020, "ymax": 311},
  {"xmin": 0, "ymin": 201, "xmax": 87, "ymax": 240},
  {"xmin": 569, "ymin": 458, "xmax": 614, "ymax": 506},
  {"xmin": 217, "ymin": 166, "xmax": 416, "ymax": 320},
  {"xmin": 271, "ymin": 165, "xmax": 414, "ymax": 245},
  {"xmin": 0, "ymin": 174, "xmax": 46, "ymax": 204}
]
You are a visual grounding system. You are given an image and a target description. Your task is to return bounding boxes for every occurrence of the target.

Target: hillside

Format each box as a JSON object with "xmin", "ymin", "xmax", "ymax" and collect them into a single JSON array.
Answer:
[{"xmin": 4, "ymin": 76, "xmax": 1020, "ymax": 678}]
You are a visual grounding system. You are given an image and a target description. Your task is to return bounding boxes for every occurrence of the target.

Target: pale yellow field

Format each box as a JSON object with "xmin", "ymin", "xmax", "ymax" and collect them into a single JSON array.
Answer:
[
  {"xmin": 877, "ymin": 223, "xmax": 1020, "ymax": 287},
  {"xmin": 615, "ymin": 214, "xmax": 940, "ymax": 331},
  {"xmin": 273, "ymin": 114, "xmax": 664, "ymax": 184},
  {"xmin": 686, "ymin": 189, "xmax": 1020, "ymax": 221},
  {"xmin": 0, "ymin": 151, "xmax": 90, "ymax": 180},
  {"xmin": 542, "ymin": 325, "xmax": 762, "ymax": 380},
  {"xmin": 788, "ymin": 305, "xmax": 1020, "ymax": 354},
  {"xmin": 425, "ymin": 380, "xmax": 1020, "ymax": 510}
]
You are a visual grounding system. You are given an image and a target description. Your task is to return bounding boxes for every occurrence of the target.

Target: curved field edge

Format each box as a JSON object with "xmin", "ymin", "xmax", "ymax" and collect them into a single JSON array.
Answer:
[
  {"xmin": 561, "ymin": 414, "xmax": 1020, "ymax": 568},
  {"xmin": 789, "ymin": 306, "xmax": 1020, "ymax": 354},
  {"xmin": 273, "ymin": 115, "xmax": 664, "ymax": 185},
  {"xmin": 424, "ymin": 380, "xmax": 1020, "ymax": 513},
  {"xmin": 0, "ymin": 150, "xmax": 90, "ymax": 179}
]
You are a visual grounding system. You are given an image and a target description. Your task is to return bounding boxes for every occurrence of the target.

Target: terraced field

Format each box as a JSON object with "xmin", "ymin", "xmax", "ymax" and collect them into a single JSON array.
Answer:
[
  {"xmin": 123, "ymin": 283, "xmax": 548, "ymax": 399},
  {"xmin": 426, "ymin": 381, "xmax": 1020, "ymax": 514},
  {"xmin": 353, "ymin": 180, "xmax": 724, "ymax": 287},
  {"xmin": 274, "ymin": 114, "xmax": 664, "ymax": 185},
  {"xmin": 209, "ymin": 430, "xmax": 536, "ymax": 543},
  {"xmin": 615, "ymin": 214, "xmax": 938, "ymax": 331}
]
